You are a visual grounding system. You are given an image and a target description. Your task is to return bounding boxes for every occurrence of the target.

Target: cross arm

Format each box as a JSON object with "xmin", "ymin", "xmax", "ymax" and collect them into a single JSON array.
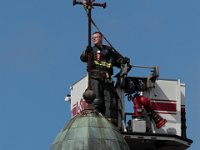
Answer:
[{"xmin": 73, "ymin": 0, "xmax": 106, "ymax": 8}]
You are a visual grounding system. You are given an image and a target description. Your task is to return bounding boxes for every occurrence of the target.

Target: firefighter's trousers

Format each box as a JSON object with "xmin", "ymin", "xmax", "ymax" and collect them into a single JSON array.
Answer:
[{"xmin": 91, "ymin": 78, "xmax": 118, "ymax": 122}]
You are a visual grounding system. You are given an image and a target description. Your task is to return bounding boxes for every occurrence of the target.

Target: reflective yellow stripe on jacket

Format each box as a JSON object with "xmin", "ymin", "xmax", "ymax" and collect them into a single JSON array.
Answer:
[{"xmin": 94, "ymin": 60, "xmax": 112, "ymax": 68}]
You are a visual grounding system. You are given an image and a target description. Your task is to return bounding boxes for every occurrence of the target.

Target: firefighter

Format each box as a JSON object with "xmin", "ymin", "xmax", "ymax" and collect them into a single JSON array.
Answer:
[{"xmin": 80, "ymin": 31, "xmax": 130, "ymax": 124}]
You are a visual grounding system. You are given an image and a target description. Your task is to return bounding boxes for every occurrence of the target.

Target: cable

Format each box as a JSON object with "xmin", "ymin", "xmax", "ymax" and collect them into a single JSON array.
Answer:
[{"xmin": 82, "ymin": 4, "xmax": 124, "ymax": 58}]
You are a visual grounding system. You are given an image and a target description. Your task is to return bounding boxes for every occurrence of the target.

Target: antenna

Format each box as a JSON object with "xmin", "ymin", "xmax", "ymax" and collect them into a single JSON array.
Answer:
[{"xmin": 73, "ymin": 0, "xmax": 106, "ymax": 100}]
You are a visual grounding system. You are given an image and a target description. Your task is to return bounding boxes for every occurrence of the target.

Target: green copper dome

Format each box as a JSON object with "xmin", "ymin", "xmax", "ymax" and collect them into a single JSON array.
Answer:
[{"xmin": 51, "ymin": 110, "xmax": 130, "ymax": 150}]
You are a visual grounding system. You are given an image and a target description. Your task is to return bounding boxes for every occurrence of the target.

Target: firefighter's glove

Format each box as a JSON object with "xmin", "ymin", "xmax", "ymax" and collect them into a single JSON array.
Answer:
[
  {"xmin": 122, "ymin": 57, "xmax": 130, "ymax": 64},
  {"xmin": 85, "ymin": 46, "xmax": 92, "ymax": 54}
]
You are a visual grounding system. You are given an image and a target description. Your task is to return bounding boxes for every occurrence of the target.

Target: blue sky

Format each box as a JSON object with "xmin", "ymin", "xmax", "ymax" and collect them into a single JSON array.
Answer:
[{"xmin": 0, "ymin": 0, "xmax": 199, "ymax": 149}]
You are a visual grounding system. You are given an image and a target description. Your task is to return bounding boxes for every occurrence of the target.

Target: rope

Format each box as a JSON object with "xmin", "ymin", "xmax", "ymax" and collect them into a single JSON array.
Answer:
[{"xmin": 81, "ymin": 3, "xmax": 122, "ymax": 57}]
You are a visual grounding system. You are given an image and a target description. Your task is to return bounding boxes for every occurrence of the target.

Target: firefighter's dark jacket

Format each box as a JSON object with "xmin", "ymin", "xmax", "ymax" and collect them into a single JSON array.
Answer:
[{"xmin": 80, "ymin": 45, "xmax": 125, "ymax": 77}]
